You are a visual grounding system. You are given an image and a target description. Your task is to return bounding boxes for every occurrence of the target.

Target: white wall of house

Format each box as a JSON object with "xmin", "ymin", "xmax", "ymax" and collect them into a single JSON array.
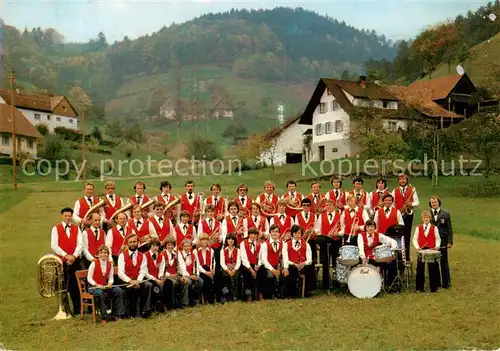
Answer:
[
  {"xmin": 260, "ymin": 119, "xmax": 308, "ymax": 166},
  {"xmin": 213, "ymin": 110, "xmax": 234, "ymax": 119},
  {"xmin": 15, "ymin": 108, "xmax": 78, "ymax": 132},
  {"xmin": 160, "ymin": 108, "xmax": 176, "ymax": 120},
  {"xmin": 0, "ymin": 133, "xmax": 39, "ymax": 158},
  {"xmin": 0, "ymin": 96, "xmax": 5, "ymax": 103}
]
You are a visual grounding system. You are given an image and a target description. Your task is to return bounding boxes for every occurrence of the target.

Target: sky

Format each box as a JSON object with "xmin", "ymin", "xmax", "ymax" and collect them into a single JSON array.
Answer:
[{"xmin": 1, "ymin": 0, "xmax": 487, "ymax": 43}]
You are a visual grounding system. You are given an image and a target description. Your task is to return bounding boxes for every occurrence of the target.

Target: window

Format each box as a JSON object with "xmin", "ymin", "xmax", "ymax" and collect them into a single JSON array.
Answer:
[
  {"xmin": 388, "ymin": 121, "xmax": 397, "ymax": 132},
  {"xmin": 319, "ymin": 102, "xmax": 327, "ymax": 114},
  {"xmin": 2, "ymin": 135, "xmax": 9, "ymax": 145},
  {"xmin": 69, "ymin": 119, "xmax": 73, "ymax": 124},
  {"xmin": 34, "ymin": 113, "xmax": 41, "ymax": 121},
  {"xmin": 56, "ymin": 117, "xmax": 61, "ymax": 122},
  {"xmin": 332, "ymin": 100, "xmax": 341, "ymax": 111},
  {"xmin": 325, "ymin": 122, "xmax": 332, "ymax": 134},
  {"xmin": 315, "ymin": 124, "xmax": 323, "ymax": 136},
  {"xmin": 332, "ymin": 147, "xmax": 338, "ymax": 153},
  {"xmin": 383, "ymin": 101, "xmax": 389, "ymax": 108},
  {"xmin": 47, "ymin": 114, "xmax": 52, "ymax": 120},
  {"xmin": 335, "ymin": 120, "xmax": 344, "ymax": 133},
  {"xmin": 327, "ymin": 89, "xmax": 332, "ymax": 95},
  {"xmin": 28, "ymin": 139, "xmax": 34, "ymax": 149}
]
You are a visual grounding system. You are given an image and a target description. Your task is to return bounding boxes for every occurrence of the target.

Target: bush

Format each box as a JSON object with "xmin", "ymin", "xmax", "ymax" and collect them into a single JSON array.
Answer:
[
  {"xmin": 89, "ymin": 164, "xmax": 101, "ymax": 178},
  {"xmin": 452, "ymin": 181, "xmax": 500, "ymax": 198},
  {"xmin": 185, "ymin": 134, "xmax": 222, "ymax": 161},
  {"xmin": 36, "ymin": 123, "xmax": 49, "ymax": 136},
  {"xmin": 54, "ymin": 126, "xmax": 81, "ymax": 142},
  {"xmin": 39, "ymin": 134, "xmax": 72, "ymax": 160},
  {"xmin": 90, "ymin": 126, "xmax": 102, "ymax": 141}
]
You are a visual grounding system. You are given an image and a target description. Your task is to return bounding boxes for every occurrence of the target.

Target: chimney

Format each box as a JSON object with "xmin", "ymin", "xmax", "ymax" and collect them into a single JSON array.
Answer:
[{"xmin": 359, "ymin": 76, "xmax": 367, "ymax": 88}]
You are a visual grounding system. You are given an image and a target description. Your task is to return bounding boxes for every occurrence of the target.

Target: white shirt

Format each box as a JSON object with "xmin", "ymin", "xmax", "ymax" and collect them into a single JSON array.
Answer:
[
  {"xmin": 250, "ymin": 215, "xmax": 270, "ymax": 235},
  {"xmin": 373, "ymin": 206, "xmax": 405, "ymax": 233},
  {"xmin": 105, "ymin": 224, "xmax": 127, "ymax": 253},
  {"xmin": 240, "ymin": 240, "xmax": 260, "ymax": 269},
  {"xmin": 314, "ymin": 212, "xmax": 344, "ymax": 235},
  {"xmin": 195, "ymin": 247, "xmax": 214, "ymax": 274},
  {"xmin": 413, "ymin": 224, "xmax": 441, "ymax": 250},
  {"xmin": 87, "ymin": 259, "xmax": 114, "ymax": 286},
  {"xmin": 73, "ymin": 196, "xmax": 105, "ymax": 224},
  {"xmin": 341, "ymin": 207, "xmax": 370, "ymax": 235},
  {"xmin": 391, "ymin": 186, "xmax": 420, "ymax": 208},
  {"xmin": 260, "ymin": 239, "xmax": 281, "ymax": 271},
  {"xmin": 83, "ymin": 226, "xmax": 104, "ymax": 262},
  {"xmin": 358, "ymin": 232, "xmax": 398, "ymax": 260},
  {"xmin": 325, "ymin": 189, "xmax": 345, "ymax": 202},
  {"xmin": 269, "ymin": 213, "xmax": 295, "ymax": 228},
  {"xmin": 50, "ymin": 222, "xmax": 83, "ymax": 257},
  {"xmin": 117, "ymin": 250, "xmax": 148, "ymax": 283},
  {"xmin": 282, "ymin": 239, "xmax": 312, "ymax": 268},
  {"xmin": 145, "ymin": 250, "xmax": 166, "ymax": 280},
  {"xmin": 220, "ymin": 247, "xmax": 241, "ymax": 271},
  {"xmin": 220, "ymin": 216, "xmax": 248, "ymax": 243},
  {"xmin": 131, "ymin": 219, "xmax": 158, "ymax": 238},
  {"xmin": 178, "ymin": 250, "xmax": 199, "ymax": 277}
]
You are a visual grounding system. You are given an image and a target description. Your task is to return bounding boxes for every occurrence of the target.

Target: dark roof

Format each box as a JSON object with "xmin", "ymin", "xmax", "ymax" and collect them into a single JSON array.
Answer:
[
  {"xmin": 265, "ymin": 114, "xmax": 303, "ymax": 139},
  {"xmin": 0, "ymin": 105, "xmax": 44, "ymax": 138},
  {"xmin": 211, "ymin": 96, "xmax": 234, "ymax": 110}
]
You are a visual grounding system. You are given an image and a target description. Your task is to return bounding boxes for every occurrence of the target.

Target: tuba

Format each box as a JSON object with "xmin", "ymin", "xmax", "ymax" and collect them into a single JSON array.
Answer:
[
  {"xmin": 164, "ymin": 197, "xmax": 181, "ymax": 221},
  {"xmin": 109, "ymin": 202, "xmax": 133, "ymax": 223},
  {"xmin": 81, "ymin": 198, "xmax": 106, "ymax": 230},
  {"xmin": 37, "ymin": 254, "xmax": 72, "ymax": 320}
]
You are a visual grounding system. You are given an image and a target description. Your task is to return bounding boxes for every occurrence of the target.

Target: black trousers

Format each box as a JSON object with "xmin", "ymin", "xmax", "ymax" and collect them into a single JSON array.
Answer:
[
  {"xmin": 63, "ymin": 258, "xmax": 84, "ymax": 315},
  {"xmin": 283, "ymin": 265, "xmax": 314, "ymax": 298},
  {"xmin": 221, "ymin": 270, "xmax": 240, "ymax": 301},
  {"xmin": 200, "ymin": 271, "xmax": 215, "ymax": 304},
  {"xmin": 402, "ymin": 214, "xmax": 414, "ymax": 258},
  {"xmin": 439, "ymin": 246, "xmax": 451, "ymax": 288},
  {"xmin": 212, "ymin": 247, "xmax": 222, "ymax": 302},
  {"xmin": 123, "ymin": 281, "xmax": 152, "ymax": 317},
  {"xmin": 319, "ymin": 239, "xmax": 342, "ymax": 290},
  {"xmin": 258, "ymin": 266, "xmax": 282, "ymax": 299},
  {"xmin": 241, "ymin": 264, "xmax": 263, "ymax": 300},
  {"xmin": 162, "ymin": 277, "xmax": 184, "ymax": 309},
  {"xmin": 90, "ymin": 287, "xmax": 125, "ymax": 319},
  {"xmin": 416, "ymin": 257, "xmax": 441, "ymax": 292}
]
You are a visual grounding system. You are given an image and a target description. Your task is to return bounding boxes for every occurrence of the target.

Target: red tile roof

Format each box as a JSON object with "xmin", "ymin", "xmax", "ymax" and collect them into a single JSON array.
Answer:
[
  {"xmin": 408, "ymin": 74, "xmax": 463, "ymax": 100},
  {"xmin": 0, "ymin": 105, "xmax": 44, "ymax": 139}
]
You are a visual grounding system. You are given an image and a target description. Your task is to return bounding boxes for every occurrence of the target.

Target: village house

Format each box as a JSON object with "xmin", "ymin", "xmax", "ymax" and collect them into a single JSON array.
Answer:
[
  {"xmin": 0, "ymin": 104, "xmax": 44, "ymax": 158},
  {"xmin": 209, "ymin": 96, "xmax": 234, "ymax": 119},
  {"xmin": 0, "ymin": 89, "xmax": 79, "ymax": 132}
]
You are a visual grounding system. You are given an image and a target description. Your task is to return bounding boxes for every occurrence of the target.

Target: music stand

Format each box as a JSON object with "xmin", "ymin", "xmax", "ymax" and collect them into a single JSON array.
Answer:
[{"xmin": 385, "ymin": 225, "xmax": 409, "ymax": 292}]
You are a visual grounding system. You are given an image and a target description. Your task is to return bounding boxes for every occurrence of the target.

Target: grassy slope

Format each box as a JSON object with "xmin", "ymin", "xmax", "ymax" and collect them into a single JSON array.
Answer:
[{"xmin": 0, "ymin": 171, "xmax": 499, "ymax": 349}]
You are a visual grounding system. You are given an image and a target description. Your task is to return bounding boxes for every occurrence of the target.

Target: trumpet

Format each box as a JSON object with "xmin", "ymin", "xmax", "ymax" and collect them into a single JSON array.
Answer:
[
  {"xmin": 304, "ymin": 223, "xmax": 316, "ymax": 242},
  {"xmin": 193, "ymin": 192, "xmax": 205, "ymax": 223},
  {"xmin": 400, "ymin": 186, "xmax": 416, "ymax": 216},
  {"xmin": 327, "ymin": 221, "xmax": 341, "ymax": 239},
  {"xmin": 347, "ymin": 216, "xmax": 359, "ymax": 243},
  {"xmin": 209, "ymin": 227, "xmax": 221, "ymax": 246}
]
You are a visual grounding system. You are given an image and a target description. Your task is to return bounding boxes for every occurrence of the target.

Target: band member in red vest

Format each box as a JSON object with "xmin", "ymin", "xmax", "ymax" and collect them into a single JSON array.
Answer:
[
  {"xmin": 128, "ymin": 181, "xmax": 151, "ymax": 215},
  {"xmin": 259, "ymin": 224, "xmax": 283, "ymax": 299},
  {"xmin": 221, "ymin": 201, "xmax": 247, "ymax": 246},
  {"xmin": 174, "ymin": 211, "xmax": 196, "ymax": 248},
  {"xmin": 155, "ymin": 181, "xmax": 179, "ymax": 225},
  {"xmin": 73, "ymin": 182, "xmax": 103, "ymax": 226},
  {"xmin": 325, "ymin": 175, "xmax": 346, "ymax": 211},
  {"xmin": 161, "ymin": 236, "xmax": 186, "ymax": 310},
  {"xmin": 196, "ymin": 233, "xmax": 216, "ymax": 304},
  {"xmin": 127, "ymin": 205, "xmax": 157, "ymax": 250},
  {"xmin": 234, "ymin": 183, "xmax": 253, "ymax": 218},
  {"xmin": 373, "ymin": 194, "xmax": 404, "ymax": 235},
  {"xmin": 106, "ymin": 212, "xmax": 132, "ymax": 264},
  {"xmin": 358, "ymin": 220, "xmax": 398, "ymax": 290},
  {"xmin": 51, "ymin": 207, "xmax": 84, "ymax": 315},
  {"xmin": 369, "ymin": 178, "xmax": 390, "ymax": 217},
  {"xmin": 240, "ymin": 228, "xmax": 262, "ymax": 302},
  {"xmin": 281, "ymin": 180, "xmax": 303, "ymax": 217},
  {"xmin": 220, "ymin": 234, "xmax": 241, "ymax": 303},
  {"xmin": 392, "ymin": 174, "xmax": 420, "ymax": 258},
  {"xmin": 87, "ymin": 245, "xmax": 125, "ymax": 323},
  {"xmin": 295, "ymin": 198, "xmax": 316, "ymax": 242},
  {"xmin": 413, "ymin": 211, "xmax": 441, "ymax": 293},
  {"xmin": 347, "ymin": 177, "xmax": 370, "ymax": 212},
  {"xmin": 82, "ymin": 213, "xmax": 107, "ymax": 268},
  {"xmin": 102, "ymin": 181, "xmax": 122, "ymax": 230},
  {"xmin": 429, "ymin": 195, "xmax": 453, "ymax": 289},
  {"xmin": 306, "ymin": 181, "xmax": 325, "ymax": 215},
  {"xmin": 341, "ymin": 194, "xmax": 370, "ymax": 246},
  {"xmin": 282, "ymin": 225, "xmax": 314, "ymax": 298},
  {"xmin": 204, "ymin": 183, "xmax": 226, "ymax": 221},
  {"xmin": 150, "ymin": 202, "xmax": 173, "ymax": 248},
  {"xmin": 180, "ymin": 180, "xmax": 202, "ymax": 225},
  {"xmin": 269, "ymin": 200, "xmax": 294, "ymax": 241},
  {"xmin": 248, "ymin": 203, "xmax": 269, "ymax": 242},
  {"xmin": 255, "ymin": 180, "xmax": 279, "ymax": 218},
  {"xmin": 178, "ymin": 239, "xmax": 201, "ymax": 307},
  {"xmin": 117, "ymin": 233, "xmax": 152, "ymax": 318},
  {"xmin": 144, "ymin": 239, "xmax": 167, "ymax": 312}
]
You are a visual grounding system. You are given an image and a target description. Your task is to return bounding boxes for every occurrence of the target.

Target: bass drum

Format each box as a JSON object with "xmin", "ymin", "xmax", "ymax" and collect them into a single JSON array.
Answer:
[{"xmin": 347, "ymin": 264, "xmax": 382, "ymax": 299}]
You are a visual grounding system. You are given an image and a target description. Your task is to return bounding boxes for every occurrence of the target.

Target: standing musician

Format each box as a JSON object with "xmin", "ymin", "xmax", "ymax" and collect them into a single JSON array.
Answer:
[
  {"xmin": 162, "ymin": 235, "xmax": 186, "ymax": 310},
  {"xmin": 282, "ymin": 225, "xmax": 314, "ymax": 298},
  {"xmin": 82, "ymin": 212, "xmax": 107, "ymax": 268},
  {"xmin": 220, "ymin": 234, "xmax": 241, "ymax": 303},
  {"xmin": 269, "ymin": 200, "xmax": 295, "ymax": 241},
  {"xmin": 51, "ymin": 207, "xmax": 84, "ymax": 315},
  {"xmin": 373, "ymin": 194, "xmax": 404, "ymax": 235},
  {"xmin": 429, "ymin": 196, "xmax": 453, "ymax": 289},
  {"xmin": 347, "ymin": 177, "xmax": 370, "ymax": 212},
  {"xmin": 87, "ymin": 245, "xmax": 125, "ymax": 323},
  {"xmin": 105, "ymin": 212, "xmax": 132, "ymax": 264},
  {"xmin": 306, "ymin": 181, "xmax": 325, "ymax": 215},
  {"xmin": 155, "ymin": 181, "xmax": 179, "ymax": 225},
  {"xmin": 221, "ymin": 201, "xmax": 247, "ymax": 246},
  {"xmin": 247, "ymin": 203, "xmax": 269, "ymax": 242},
  {"xmin": 150, "ymin": 202, "xmax": 174, "ymax": 249},
  {"xmin": 127, "ymin": 205, "xmax": 157, "ymax": 249},
  {"xmin": 204, "ymin": 184, "xmax": 226, "ymax": 221},
  {"xmin": 325, "ymin": 175, "xmax": 346, "ymax": 211},
  {"xmin": 239, "ymin": 228, "xmax": 262, "ymax": 302},
  {"xmin": 128, "ymin": 181, "xmax": 151, "ymax": 215},
  {"xmin": 341, "ymin": 194, "xmax": 370, "ymax": 246},
  {"xmin": 255, "ymin": 180, "xmax": 279, "ymax": 217},
  {"xmin": 196, "ymin": 233, "xmax": 216, "ymax": 304},
  {"xmin": 259, "ymin": 224, "xmax": 283, "ymax": 299},
  {"xmin": 180, "ymin": 180, "xmax": 202, "ymax": 225},
  {"xmin": 392, "ymin": 174, "xmax": 420, "ymax": 258},
  {"xmin": 369, "ymin": 178, "xmax": 390, "ymax": 217},
  {"xmin": 102, "ymin": 181, "xmax": 122, "ymax": 231},
  {"xmin": 178, "ymin": 239, "xmax": 201, "ymax": 307},
  {"xmin": 234, "ymin": 184, "xmax": 253, "ymax": 217},
  {"xmin": 413, "ymin": 211, "xmax": 441, "ymax": 293},
  {"xmin": 281, "ymin": 180, "xmax": 303, "ymax": 217},
  {"xmin": 174, "ymin": 211, "xmax": 196, "ymax": 248},
  {"xmin": 117, "ymin": 233, "xmax": 152, "ymax": 318},
  {"xmin": 144, "ymin": 239, "xmax": 166, "ymax": 312},
  {"xmin": 73, "ymin": 182, "xmax": 103, "ymax": 227}
]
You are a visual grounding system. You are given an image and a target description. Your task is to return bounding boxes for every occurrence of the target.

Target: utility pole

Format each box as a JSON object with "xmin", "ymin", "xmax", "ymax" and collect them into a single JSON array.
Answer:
[
  {"xmin": 10, "ymin": 71, "xmax": 18, "ymax": 191},
  {"xmin": 81, "ymin": 103, "xmax": 86, "ymax": 181}
]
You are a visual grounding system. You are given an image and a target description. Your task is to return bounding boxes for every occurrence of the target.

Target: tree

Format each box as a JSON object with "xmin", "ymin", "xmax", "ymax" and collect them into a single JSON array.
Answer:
[
  {"xmin": 221, "ymin": 123, "xmax": 248, "ymax": 145},
  {"xmin": 185, "ymin": 133, "xmax": 222, "ymax": 161},
  {"xmin": 237, "ymin": 133, "xmax": 279, "ymax": 171},
  {"xmin": 341, "ymin": 70, "xmax": 350, "ymax": 81},
  {"xmin": 90, "ymin": 126, "xmax": 102, "ymax": 141},
  {"xmin": 172, "ymin": 58, "xmax": 183, "ymax": 140}
]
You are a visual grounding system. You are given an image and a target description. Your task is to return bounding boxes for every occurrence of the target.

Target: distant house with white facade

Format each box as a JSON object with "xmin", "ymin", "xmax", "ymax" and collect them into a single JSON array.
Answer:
[
  {"xmin": 0, "ymin": 104, "xmax": 44, "ymax": 158},
  {"xmin": 159, "ymin": 97, "xmax": 176, "ymax": 120},
  {"xmin": 209, "ymin": 96, "xmax": 234, "ymax": 119},
  {"xmin": 0, "ymin": 90, "xmax": 79, "ymax": 132},
  {"xmin": 259, "ymin": 114, "xmax": 308, "ymax": 166}
]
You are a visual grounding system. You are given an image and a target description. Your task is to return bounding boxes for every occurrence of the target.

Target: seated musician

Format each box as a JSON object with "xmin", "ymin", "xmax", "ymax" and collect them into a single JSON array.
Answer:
[
  {"xmin": 259, "ymin": 224, "xmax": 283, "ymax": 299},
  {"xmin": 82, "ymin": 212, "xmax": 107, "ymax": 268},
  {"xmin": 73, "ymin": 182, "xmax": 103, "ymax": 227},
  {"xmin": 128, "ymin": 181, "xmax": 151, "ymax": 214},
  {"xmin": 51, "ymin": 207, "xmax": 84, "ymax": 315},
  {"xmin": 150, "ymin": 201, "xmax": 173, "ymax": 249},
  {"xmin": 358, "ymin": 220, "xmax": 398, "ymax": 290},
  {"xmin": 220, "ymin": 234, "xmax": 241, "ymax": 303},
  {"xmin": 373, "ymin": 194, "xmax": 404, "ymax": 235},
  {"xmin": 178, "ymin": 239, "xmax": 201, "ymax": 307},
  {"xmin": 162, "ymin": 235, "xmax": 186, "ymax": 310},
  {"xmin": 413, "ymin": 211, "xmax": 441, "ymax": 293},
  {"xmin": 239, "ymin": 228, "xmax": 263, "ymax": 302},
  {"xmin": 144, "ymin": 239, "xmax": 166, "ymax": 312},
  {"xmin": 221, "ymin": 201, "xmax": 247, "ymax": 246},
  {"xmin": 105, "ymin": 212, "xmax": 132, "ymax": 264},
  {"xmin": 234, "ymin": 183, "xmax": 253, "ymax": 217},
  {"xmin": 87, "ymin": 245, "xmax": 125, "ymax": 323},
  {"xmin": 174, "ymin": 211, "xmax": 196, "ymax": 248},
  {"xmin": 103, "ymin": 181, "xmax": 122, "ymax": 231},
  {"xmin": 196, "ymin": 233, "xmax": 216, "ymax": 304},
  {"xmin": 269, "ymin": 200, "xmax": 294, "ymax": 242},
  {"xmin": 282, "ymin": 180, "xmax": 303, "ymax": 217},
  {"xmin": 282, "ymin": 225, "xmax": 314, "ymax": 298},
  {"xmin": 325, "ymin": 175, "xmax": 346, "ymax": 210},
  {"xmin": 117, "ymin": 233, "xmax": 152, "ymax": 318},
  {"xmin": 128, "ymin": 205, "xmax": 157, "ymax": 249},
  {"xmin": 369, "ymin": 178, "xmax": 390, "ymax": 217},
  {"xmin": 248, "ymin": 203, "xmax": 269, "ymax": 242},
  {"xmin": 307, "ymin": 181, "xmax": 324, "ymax": 215},
  {"xmin": 204, "ymin": 183, "xmax": 226, "ymax": 221}
]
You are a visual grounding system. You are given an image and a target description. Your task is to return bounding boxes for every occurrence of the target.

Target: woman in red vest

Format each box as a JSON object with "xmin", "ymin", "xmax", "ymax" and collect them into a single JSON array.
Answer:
[
  {"xmin": 413, "ymin": 211, "xmax": 441, "ymax": 293},
  {"xmin": 220, "ymin": 234, "xmax": 241, "ymax": 303}
]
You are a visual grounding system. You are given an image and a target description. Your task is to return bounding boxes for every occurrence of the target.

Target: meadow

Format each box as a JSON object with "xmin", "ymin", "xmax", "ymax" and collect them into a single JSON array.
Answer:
[{"xmin": 0, "ymin": 164, "xmax": 499, "ymax": 350}]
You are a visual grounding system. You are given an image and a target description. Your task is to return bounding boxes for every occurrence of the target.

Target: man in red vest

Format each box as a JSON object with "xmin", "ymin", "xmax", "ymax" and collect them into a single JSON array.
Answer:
[
  {"xmin": 259, "ymin": 225, "xmax": 283, "ymax": 299},
  {"xmin": 373, "ymin": 194, "xmax": 404, "ymax": 235},
  {"xmin": 82, "ymin": 212, "xmax": 108, "ymax": 268},
  {"xmin": 240, "ymin": 228, "xmax": 263, "ymax": 302},
  {"xmin": 102, "ymin": 181, "xmax": 122, "ymax": 232},
  {"xmin": 50, "ymin": 207, "xmax": 84, "ymax": 315},
  {"xmin": 73, "ymin": 182, "xmax": 103, "ymax": 227},
  {"xmin": 413, "ymin": 211, "xmax": 441, "ymax": 293}
]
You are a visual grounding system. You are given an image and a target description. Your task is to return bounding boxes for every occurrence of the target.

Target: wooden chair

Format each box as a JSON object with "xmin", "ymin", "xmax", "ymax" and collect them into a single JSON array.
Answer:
[{"xmin": 75, "ymin": 270, "xmax": 96, "ymax": 323}]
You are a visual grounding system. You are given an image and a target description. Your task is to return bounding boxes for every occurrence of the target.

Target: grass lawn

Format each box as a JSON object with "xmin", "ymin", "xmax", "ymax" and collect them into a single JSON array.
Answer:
[{"xmin": 0, "ymin": 166, "xmax": 499, "ymax": 349}]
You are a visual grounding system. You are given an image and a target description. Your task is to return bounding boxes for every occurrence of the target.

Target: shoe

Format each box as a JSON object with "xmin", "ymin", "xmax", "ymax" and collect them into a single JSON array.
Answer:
[{"xmin": 141, "ymin": 311, "xmax": 152, "ymax": 319}]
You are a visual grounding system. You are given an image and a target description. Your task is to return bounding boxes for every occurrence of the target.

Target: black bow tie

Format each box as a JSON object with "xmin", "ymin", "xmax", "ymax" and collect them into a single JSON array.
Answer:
[
  {"xmin": 109, "ymin": 195, "xmax": 114, "ymax": 201},
  {"xmin": 232, "ymin": 217, "xmax": 237, "ymax": 222},
  {"xmin": 94, "ymin": 229, "xmax": 99, "ymax": 236},
  {"xmin": 280, "ymin": 215, "xmax": 284, "ymax": 220},
  {"xmin": 152, "ymin": 253, "xmax": 157, "ymax": 260},
  {"xmin": 385, "ymin": 208, "xmax": 390, "ymax": 214},
  {"xmin": 273, "ymin": 242, "xmax": 278, "ymax": 251},
  {"xmin": 254, "ymin": 217, "xmax": 258, "ymax": 222},
  {"xmin": 136, "ymin": 221, "xmax": 141, "ymax": 227},
  {"xmin": 305, "ymin": 213, "xmax": 309, "ymax": 220},
  {"xmin": 188, "ymin": 193, "xmax": 193, "ymax": 200},
  {"xmin": 328, "ymin": 213, "xmax": 333, "ymax": 219},
  {"xmin": 137, "ymin": 196, "xmax": 142, "ymax": 204},
  {"xmin": 119, "ymin": 227, "xmax": 124, "ymax": 233},
  {"xmin": 65, "ymin": 224, "xmax": 71, "ymax": 230},
  {"xmin": 183, "ymin": 224, "xmax": 187, "ymax": 231},
  {"xmin": 424, "ymin": 224, "xmax": 428, "ymax": 231},
  {"xmin": 159, "ymin": 217, "xmax": 164, "ymax": 222},
  {"xmin": 209, "ymin": 218, "xmax": 213, "ymax": 225},
  {"xmin": 335, "ymin": 190, "xmax": 339, "ymax": 197},
  {"xmin": 433, "ymin": 210, "xmax": 438, "ymax": 216},
  {"xmin": 350, "ymin": 209, "xmax": 355, "ymax": 214}
]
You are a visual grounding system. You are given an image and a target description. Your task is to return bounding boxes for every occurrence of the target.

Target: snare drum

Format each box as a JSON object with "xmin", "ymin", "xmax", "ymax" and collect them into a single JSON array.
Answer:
[
  {"xmin": 418, "ymin": 249, "xmax": 441, "ymax": 263},
  {"xmin": 373, "ymin": 245, "xmax": 394, "ymax": 263},
  {"xmin": 338, "ymin": 245, "xmax": 359, "ymax": 266},
  {"xmin": 335, "ymin": 257, "xmax": 353, "ymax": 284},
  {"xmin": 347, "ymin": 264, "xmax": 382, "ymax": 299}
]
